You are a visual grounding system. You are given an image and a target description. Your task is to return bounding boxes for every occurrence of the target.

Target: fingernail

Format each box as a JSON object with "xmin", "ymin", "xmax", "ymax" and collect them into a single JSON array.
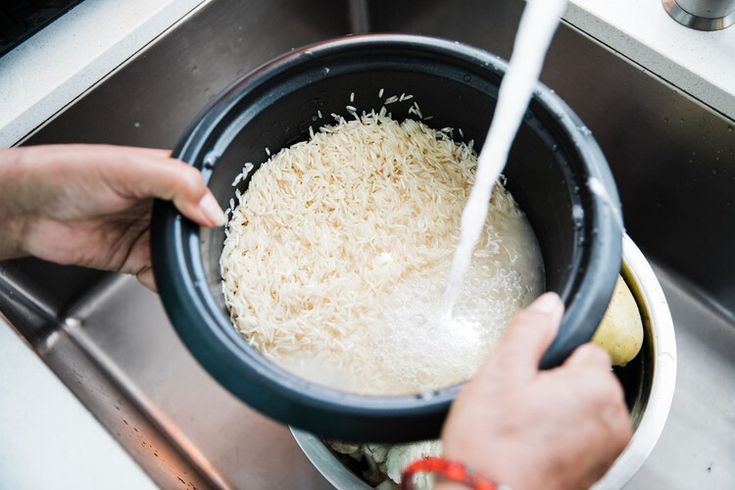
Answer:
[
  {"xmin": 530, "ymin": 292, "xmax": 562, "ymax": 314},
  {"xmin": 198, "ymin": 193, "xmax": 226, "ymax": 226}
]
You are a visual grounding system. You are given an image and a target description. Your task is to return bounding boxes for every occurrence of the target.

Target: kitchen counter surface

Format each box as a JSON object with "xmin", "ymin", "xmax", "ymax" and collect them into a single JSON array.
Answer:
[
  {"xmin": 567, "ymin": 0, "xmax": 735, "ymax": 119},
  {"xmin": 2, "ymin": 0, "xmax": 734, "ymax": 148},
  {"xmin": 0, "ymin": 319, "xmax": 155, "ymax": 489},
  {"xmin": 0, "ymin": 0, "xmax": 206, "ymax": 146}
]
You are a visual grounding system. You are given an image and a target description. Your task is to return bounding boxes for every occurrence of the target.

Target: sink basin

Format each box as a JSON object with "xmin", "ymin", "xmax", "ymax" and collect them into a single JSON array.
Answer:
[{"xmin": 1, "ymin": 0, "xmax": 734, "ymax": 488}]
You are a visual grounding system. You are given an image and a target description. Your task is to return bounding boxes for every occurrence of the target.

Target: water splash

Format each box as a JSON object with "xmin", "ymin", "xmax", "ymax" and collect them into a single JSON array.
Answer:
[{"xmin": 443, "ymin": 0, "xmax": 568, "ymax": 314}]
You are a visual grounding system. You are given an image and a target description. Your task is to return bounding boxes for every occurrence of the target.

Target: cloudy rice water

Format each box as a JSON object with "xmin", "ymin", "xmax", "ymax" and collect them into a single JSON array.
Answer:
[{"xmin": 220, "ymin": 111, "xmax": 544, "ymax": 395}]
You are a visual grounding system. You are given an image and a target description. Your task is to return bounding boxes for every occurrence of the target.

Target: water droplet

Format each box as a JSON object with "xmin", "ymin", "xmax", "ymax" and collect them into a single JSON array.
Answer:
[
  {"xmin": 711, "ymin": 168, "xmax": 718, "ymax": 175},
  {"xmin": 728, "ymin": 125, "xmax": 733, "ymax": 132},
  {"xmin": 572, "ymin": 204, "xmax": 584, "ymax": 221},
  {"xmin": 524, "ymin": 110, "xmax": 532, "ymax": 120},
  {"xmin": 679, "ymin": 118, "xmax": 684, "ymax": 123},
  {"xmin": 659, "ymin": 351, "xmax": 675, "ymax": 366},
  {"xmin": 133, "ymin": 121, "xmax": 140, "ymax": 128},
  {"xmin": 463, "ymin": 74, "xmax": 472, "ymax": 82},
  {"xmin": 321, "ymin": 67, "xmax": 330, "ymax": 75},
  {"xmin": 663, "ymin": 117, "xmax": 669, "ymax": 123},
  {"xmin": 579, "ymin": 126, "xmax": 592, "ymax": 136},
  {"xmin": 551, "ymin": 144, "xmax": 559, "ymax": 152},
  {"xmin": 203, "ymin": 151, "xmax": 218, "ymax": 169}
]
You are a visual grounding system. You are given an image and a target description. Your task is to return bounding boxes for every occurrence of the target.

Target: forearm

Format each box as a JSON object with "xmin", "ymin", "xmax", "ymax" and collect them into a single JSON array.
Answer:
[{"xmin": 0, "ymin": 148, "xmax": 29, "ymax": 260}]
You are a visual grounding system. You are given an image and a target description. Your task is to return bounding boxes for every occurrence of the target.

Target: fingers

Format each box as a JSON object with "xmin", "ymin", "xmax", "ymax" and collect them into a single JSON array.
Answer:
[
  {"xmin": 102, "ymin": 145, "xmax": 171, "ymax": 159},
  {"xmin": 136, "ymin": 265, "xmax": 157, "ymax": 292},
  {"xmin": 110, "ymin": 151, "xmax": 225, "ymax": 228},
  {"xmin": 483, "ymin": 292, "xmax": 564, "ymax": 383},
  {"xmin": 563, "ymin": 344, "xmax": 624, "ymax": 410},
  {"xmin": 35, "ymin": 144, "xmax": 225, "ymax": 228},
  {"xmin": 564, "ymin": 343, "xmax": 612, "ymax": 370},
  {"xmin": 150, "ymin": 162, "xmax": 226, "ymax": 228},
  {"xmin": 561, "ymin": 343, "xmax": 631, "ymax": 451}
]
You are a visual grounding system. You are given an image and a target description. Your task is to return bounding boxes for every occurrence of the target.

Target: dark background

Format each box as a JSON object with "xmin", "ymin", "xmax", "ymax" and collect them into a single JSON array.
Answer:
[{"xmin": 0, "ymin": 0, "xmax": 82, "ymax": 56}]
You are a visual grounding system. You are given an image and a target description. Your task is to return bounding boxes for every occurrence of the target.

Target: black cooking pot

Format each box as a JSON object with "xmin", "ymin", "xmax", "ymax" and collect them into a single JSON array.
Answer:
[{"xmin": 151, "ymin": 34, "xmax": 623, "ymax": 443}]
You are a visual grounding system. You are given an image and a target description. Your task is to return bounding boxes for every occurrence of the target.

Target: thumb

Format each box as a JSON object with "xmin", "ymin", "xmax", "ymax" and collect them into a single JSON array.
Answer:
[
  {"xmin": 483, "ymin": 292, "xmax": 564, "ymax": 384},
  {"xmin": 113, "ymin": 154, "xmax": 225, "ymax": 227}
]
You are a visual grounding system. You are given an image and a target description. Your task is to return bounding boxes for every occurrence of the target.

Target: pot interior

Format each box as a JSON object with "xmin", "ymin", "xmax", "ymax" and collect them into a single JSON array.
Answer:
[{"xmin": 199, "ymin": 66, "xmax": 588, "ymax": 335}]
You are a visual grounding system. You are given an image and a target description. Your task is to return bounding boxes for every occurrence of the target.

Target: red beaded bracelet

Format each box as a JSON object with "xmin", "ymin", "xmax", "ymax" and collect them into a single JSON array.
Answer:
[{"xmin": 400, "ymin": 456, "xmax": 509, "ymax": 490}]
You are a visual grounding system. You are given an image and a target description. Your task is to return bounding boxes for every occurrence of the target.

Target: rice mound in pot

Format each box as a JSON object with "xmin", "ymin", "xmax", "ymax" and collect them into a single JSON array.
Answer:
[{"xmin": 220, "ymin": 110, "xmax": 544, "ymax": 396}]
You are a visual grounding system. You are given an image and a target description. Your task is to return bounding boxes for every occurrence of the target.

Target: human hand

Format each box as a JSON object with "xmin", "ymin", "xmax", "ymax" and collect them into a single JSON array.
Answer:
[
  {"xmin": 0, "ymin": 144, "xmax": 224, "ymax": 290},
  {"xmin": 438, "ymin": 293, "xmax": 632, "ymax": 490}
]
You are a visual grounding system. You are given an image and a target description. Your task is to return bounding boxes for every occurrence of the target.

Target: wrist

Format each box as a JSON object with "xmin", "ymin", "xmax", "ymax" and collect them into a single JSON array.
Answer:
[
  {"xmin": 434, "ymin": 483, "xmax": 472, "ymax": 490},
  {"xmin": 440, "ymin": 438, "xmax": 529, "ymax": 490},
  {"xmin": 402, "ymin": 456, "xmax": 511, "ymax": 490}
]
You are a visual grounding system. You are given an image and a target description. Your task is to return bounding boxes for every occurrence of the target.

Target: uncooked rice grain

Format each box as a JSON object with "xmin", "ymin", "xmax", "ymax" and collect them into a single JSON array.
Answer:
[{"xmin": 220, "ymin": 110, "xmax": 543, "ymax": 395}]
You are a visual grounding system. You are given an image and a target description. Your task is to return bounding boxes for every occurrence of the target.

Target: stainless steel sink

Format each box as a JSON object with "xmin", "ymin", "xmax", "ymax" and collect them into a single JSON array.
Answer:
[{"xmin": 1, "ymin": 0, "xmax": 734, "ymax": 488}]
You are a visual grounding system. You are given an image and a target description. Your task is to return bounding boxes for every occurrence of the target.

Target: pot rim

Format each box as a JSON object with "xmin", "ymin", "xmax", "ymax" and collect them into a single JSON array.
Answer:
[{"xmin": 592, "ymin": 236, "xmax": 677, "ymax": 489}]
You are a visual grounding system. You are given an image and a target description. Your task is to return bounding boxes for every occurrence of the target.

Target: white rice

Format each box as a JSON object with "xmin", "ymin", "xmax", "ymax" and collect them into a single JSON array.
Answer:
[{"xmin": 221, "ymin": 111, "xmax": 544, "ymax": 395}]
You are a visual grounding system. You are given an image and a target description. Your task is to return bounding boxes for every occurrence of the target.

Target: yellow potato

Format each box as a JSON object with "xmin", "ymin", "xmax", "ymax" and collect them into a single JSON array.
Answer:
[{"xmin": 591, "ymin": 276, "xmax": 644, "ymax": 366}]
